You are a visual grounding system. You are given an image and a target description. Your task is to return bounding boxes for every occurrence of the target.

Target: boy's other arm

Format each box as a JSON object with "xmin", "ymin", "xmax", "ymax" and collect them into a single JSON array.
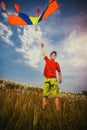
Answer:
[
  {"xmin": 41, "ymin": 42, "xmax": 46, "ymax": 57},
  {"xmin": 58, "ymin": 71, "xmax": 62, "ymax": 84}
]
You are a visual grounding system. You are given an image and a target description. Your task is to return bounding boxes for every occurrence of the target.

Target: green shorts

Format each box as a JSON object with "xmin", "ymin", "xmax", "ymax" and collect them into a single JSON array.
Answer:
[{"xmin": 43, "ymin": 78, "xmax": 60, "ymax": 97}]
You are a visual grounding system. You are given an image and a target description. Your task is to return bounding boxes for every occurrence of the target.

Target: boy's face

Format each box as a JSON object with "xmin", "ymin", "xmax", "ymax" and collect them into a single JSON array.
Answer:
[{"xmin": 50, "ymin": 53, "xmax": 56, "ymax": 60}]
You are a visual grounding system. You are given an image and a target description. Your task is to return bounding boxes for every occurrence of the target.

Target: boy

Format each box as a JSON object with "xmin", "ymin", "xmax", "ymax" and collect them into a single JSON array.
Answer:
[{"xmin": 41, "ymin": 42, "xmax": 62, "ymax": 110}]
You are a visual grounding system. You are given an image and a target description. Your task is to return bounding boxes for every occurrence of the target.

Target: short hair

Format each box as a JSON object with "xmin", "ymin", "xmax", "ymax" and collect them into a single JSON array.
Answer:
[{"xmin": 50, "ymin": 51, "xmax": 57, "ymax": 56}]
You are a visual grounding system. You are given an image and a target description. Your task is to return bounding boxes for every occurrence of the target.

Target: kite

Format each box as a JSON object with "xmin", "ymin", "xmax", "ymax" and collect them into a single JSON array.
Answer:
[{"xmin": 0, "ymin": 0, "xmax": 60, "ymax": 26}]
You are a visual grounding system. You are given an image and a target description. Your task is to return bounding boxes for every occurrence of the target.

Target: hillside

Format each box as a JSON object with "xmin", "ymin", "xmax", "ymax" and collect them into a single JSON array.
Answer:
[{"xmin": 0, "ymin": 79, "xmax": 87, "ymax": 130}]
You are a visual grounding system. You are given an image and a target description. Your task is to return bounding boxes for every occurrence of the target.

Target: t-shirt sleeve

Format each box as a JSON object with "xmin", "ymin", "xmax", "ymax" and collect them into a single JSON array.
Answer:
[
  {"xmin": 56, "ymin": 62, "xmax": 61, "ymax": 72},
  {"xmin": 44, "ymin": 56, "xmax": 49, "ymax": 62}
]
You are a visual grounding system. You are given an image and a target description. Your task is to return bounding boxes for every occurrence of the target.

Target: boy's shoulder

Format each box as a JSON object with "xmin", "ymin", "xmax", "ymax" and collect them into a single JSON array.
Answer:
[{"xmin": 44, "ymin": 55, "xmax": 49, "ymax": 61}]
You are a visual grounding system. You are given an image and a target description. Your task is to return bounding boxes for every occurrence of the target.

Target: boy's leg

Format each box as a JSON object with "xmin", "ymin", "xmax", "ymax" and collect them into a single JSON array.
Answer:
[
  {"xmin": 50, "ymin": 78, "xmax": 60, "ymax": 110},
  {"xmin": 43, "ymin": 78, "xmax": 50, "ymax": 110},
  {"xmin": 43, "ymin": 96, "xmax": 48, "ymax": 110},
  {"xmin": 54, "ymin": 97, "xmax": 60, "ymax": 110}
]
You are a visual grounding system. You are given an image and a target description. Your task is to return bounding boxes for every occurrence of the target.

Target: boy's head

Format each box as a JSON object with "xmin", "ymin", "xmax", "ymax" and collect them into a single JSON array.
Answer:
[{"xmin": 50, "ymin": 51, "xmax": 57, "ymax": 60}]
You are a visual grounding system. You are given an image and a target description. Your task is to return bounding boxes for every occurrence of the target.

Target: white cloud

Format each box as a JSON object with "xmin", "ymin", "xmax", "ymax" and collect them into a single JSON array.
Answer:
[
  {"xmin": 61, "ymin": 31, "xmax": 87, "ymax": 68},
  {"xmin": 53, "ymin": 30, "xmax": 87, "ymax": 91},
  {"xmin": 16, "ymin": 26, "xmax": 43, "ymax": 68},
  {"xmin": 2, "ymin": 12, "xmax": 8, "ymax": 20},
  {"xmin": 0, "ymin": 22, "xmax": 14, "ymax": 46}
]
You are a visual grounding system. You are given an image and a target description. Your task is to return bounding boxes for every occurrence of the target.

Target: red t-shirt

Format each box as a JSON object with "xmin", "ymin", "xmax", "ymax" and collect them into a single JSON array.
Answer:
[{"xmin": 43, "ymin": 56, "xmax": 61, "ymax": 78}]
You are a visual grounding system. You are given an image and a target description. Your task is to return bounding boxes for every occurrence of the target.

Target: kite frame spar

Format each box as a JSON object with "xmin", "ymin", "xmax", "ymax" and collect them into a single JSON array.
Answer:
[{"xmin": 8, "ymin": 0, "xmax": 60, "ymax": 26}]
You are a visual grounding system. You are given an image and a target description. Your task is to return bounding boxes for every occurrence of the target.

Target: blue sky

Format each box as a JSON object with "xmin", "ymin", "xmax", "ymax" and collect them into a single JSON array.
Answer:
[{"xmin": 0, "ymin": 0, "xmax": 87, "ymax": 92}]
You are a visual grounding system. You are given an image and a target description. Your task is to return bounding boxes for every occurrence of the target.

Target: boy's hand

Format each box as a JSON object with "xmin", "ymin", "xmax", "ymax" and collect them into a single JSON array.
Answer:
[
  {"xmin": 41, "ymin": 42, "xmax": 46, "ymax": 57},
  {"xmin": 41, "ymin": 42, "xmax": 44, "ymax": 48},
  {"xmin": 58, "ymin": 77, "xmax": 62, "ymax": 84}
]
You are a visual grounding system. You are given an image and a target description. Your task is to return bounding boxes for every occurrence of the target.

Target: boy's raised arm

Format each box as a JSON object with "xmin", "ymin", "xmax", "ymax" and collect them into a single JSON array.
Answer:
[{"xmin": 41, "ymin": 42, "xmax": 46, "ymax": 57}]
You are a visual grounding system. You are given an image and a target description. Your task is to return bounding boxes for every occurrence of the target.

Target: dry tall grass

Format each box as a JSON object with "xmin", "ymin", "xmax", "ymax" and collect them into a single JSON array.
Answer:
[{"xmin": 0, "ymin": 81, "xmax": 87, "ymax": 130}]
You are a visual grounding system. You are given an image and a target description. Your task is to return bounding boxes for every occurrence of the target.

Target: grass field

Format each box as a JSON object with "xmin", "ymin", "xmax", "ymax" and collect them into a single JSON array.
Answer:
[{"xmin": 0, "ymin": 80, "xmax": 87, "ymax": 130}]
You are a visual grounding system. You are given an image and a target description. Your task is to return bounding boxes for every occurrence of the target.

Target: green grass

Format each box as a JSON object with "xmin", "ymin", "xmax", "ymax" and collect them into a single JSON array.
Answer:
[{"xmin": 0, "ymin": 80, "xmax": 87, "ymax": 130}]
